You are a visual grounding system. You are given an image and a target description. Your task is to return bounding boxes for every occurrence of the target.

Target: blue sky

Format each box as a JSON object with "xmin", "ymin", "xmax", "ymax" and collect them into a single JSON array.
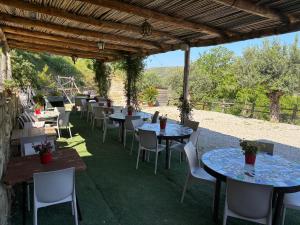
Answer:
[{"xmin": 146, "ymin": 31, "xmax": 300, "ymax": 68}]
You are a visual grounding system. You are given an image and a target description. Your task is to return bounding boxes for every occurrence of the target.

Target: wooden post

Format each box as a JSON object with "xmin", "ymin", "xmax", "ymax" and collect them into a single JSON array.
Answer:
[{"xmin": 182, "ymin": 45, "xmax": 190, "ymax": 122}]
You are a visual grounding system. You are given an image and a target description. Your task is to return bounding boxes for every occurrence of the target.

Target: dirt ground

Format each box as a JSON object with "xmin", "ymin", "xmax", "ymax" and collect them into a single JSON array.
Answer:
[{"xmin": 142, "ymin": 106, "xmax": 300, "ymax": 163}]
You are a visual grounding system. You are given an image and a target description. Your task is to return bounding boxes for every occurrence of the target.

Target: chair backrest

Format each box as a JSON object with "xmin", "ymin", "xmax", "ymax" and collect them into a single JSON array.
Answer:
[
  {"xmin": 23, "ymin": 121, "xmax": 45, "ymax": 129},
  {"xmin": 93, "ymin": 107, "xmax": 105, "ymax": 119},
  {"xmin": 184, "ymin": 141, "xmax": 199, "ymax": 172},
  {"xmin": 131, "ymin": 118, "xmax": 144, "ymax": 130},
  {"xmin": 125, "ymin": 115, "xmax": 141, "ymax": 130},
  {"xmin": 20, "ymin": 135, "xmax": 56, "ymax": 156},
  {"xmin": 33, "ymin": 167, "xmax": 75, "ymax": 203},
  {"xmin": 87, "ymin": 102, "xmax": 97, "ymax": 112},
  {"xmin": 138, "ymin": 129, "xmax": 157, "ymax": 150},
  {"xmin": 226, "ymin": 178, "xmax": 273, "ymax": 219},
  {"xmin": 113, "ymin": 106, "xmax": 123, "ymax": 113},
  {"xmin": 81, "ymin": 99, "xmax": 87, "ymax": 107},
  {"xmin": 54, "ymin": 107, "xmax": 65, "ymax": 115},
  {"xmin": 24, "ymin": 112, "xmax": 38, "ymax": 122},
  {"xmin": 245, "ymin": 141, "xmax": 274, "ymax": 155},
  {"xmin": 58, "ymin": 111, "xmax": 70, "ymax": 127},
  {"xmin": 151, "ymin": 111, "xmax": 159, "ymax": 123},
  {"xmin": 189, "ymin": 130, "xmax": 201, "ymax": 147},
  {"xmin": 183, "ymin": 118, "xmax": 199, "ymax": 131}
]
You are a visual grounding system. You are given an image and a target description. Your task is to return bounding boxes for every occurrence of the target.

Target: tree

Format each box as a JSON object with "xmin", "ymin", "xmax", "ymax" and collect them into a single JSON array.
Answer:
[
  {"xmin": 237, "ymin": 39, "xmax": 300, "ymax": 122},
  {"xmin": 93, "ymin": 60, "xmax": 111, "ymax": 98}
]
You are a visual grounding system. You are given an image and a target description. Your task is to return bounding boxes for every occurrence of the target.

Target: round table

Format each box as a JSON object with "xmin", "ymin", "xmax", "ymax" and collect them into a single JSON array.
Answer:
[
  {"xmin": 138, "ymin": 123, "xmax": 193, "ymax": 169},
  {"xmin": 36, "ymin": 111, "xmax": 59, "ymax": 121},
  {"xmin": 109, "ymin": 112, "xmax": 152, "ymax": 143},
  {"xmin": 202, "ymin": 148, "xmax": 300, "ymax": 225}
]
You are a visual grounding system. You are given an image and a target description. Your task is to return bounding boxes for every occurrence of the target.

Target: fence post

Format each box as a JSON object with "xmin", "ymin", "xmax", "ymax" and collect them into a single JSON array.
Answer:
[{"xmin": 291, "ymin": 105, "xmax": 298, "ymax": 124}]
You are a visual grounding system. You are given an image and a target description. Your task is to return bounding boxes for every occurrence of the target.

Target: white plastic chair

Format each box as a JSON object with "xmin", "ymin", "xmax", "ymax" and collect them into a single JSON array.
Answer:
[
  {"xmin": 92, "ymin": 106, "xmax": 106, "ymax": 129},
  {"xmin": 20, "ymin": 135, "xmax": 56, "ymax": 211},
  {"xmin": 169, "ymin": 130, "xmax": 201, "ymax": 166},
  {"xmin": 136, "ymin": 129, "xmax": 165, "ymax": 175},
  {"xmin": 183, "ymin": 118, "xmax": 199, "ymax": 131},
  {"xmin": 54, "ymin": 107, "xmax": 66, "ymax": 115},
  {"xmin": 56, "ymin": 111, "xmax": 72, "ymax": 138},
  {"xmin": 223, "ymin": 178, "xmax": 273, "ymax": 225},
  {"xmin": 23, "ymin": 121, "xmax": 45, "ymax": 129},
  {"xmin": 113, "ymin": 106, "xmax": 123, "ymax": 114},
  {"xmin": 80, "ymin": 99, "xmax": 87, "ymax": 118},
  {"xmin": 124, "ymin": 115, "xmax": 141, "ymax": 149},
  {"xmin": 33, "ymin": 167, "xmax": 78, "ymax": 225},
  {"xmin": 282, "ymin": 192, "xmax": 300, "ymax": 225},
  {"xmin": 181, "ymin": 141, "xmax": 215, "ymax": 203},
  {"xmin": 102, "ymin": 118, "xmax": 119, "ymax": 143},
  {"xmin": 129, "ymin": 118, "xmax": 144, "ymax": 154},
  {"xmin": 87, "ymin": 102, "xmax": 98, "ymax": 123}
]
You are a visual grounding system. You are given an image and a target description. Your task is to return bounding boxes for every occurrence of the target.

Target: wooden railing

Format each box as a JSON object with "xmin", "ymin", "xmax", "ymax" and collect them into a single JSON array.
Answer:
[{"xmin": 192, "ymin": 100, "xmax": 300, "ymax": 124}]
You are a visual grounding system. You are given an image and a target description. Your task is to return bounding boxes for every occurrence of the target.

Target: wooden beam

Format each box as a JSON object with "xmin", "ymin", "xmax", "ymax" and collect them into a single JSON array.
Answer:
[
  {"xmin": 8, "ymin": 41, "xmax": 117, "ymax": 61},
  {"xmin": 6, "ymin": 34, "xmax": 121, "ymax": 57},
  {"xmin": 0, "ymin": 14, "xmax": 164, "ymax": 50},
  {"xmin": 211, "ymin": 0, "xmax": 297, "ymax": 23},
  {"xmin": 2, "ymin": 26, "xmax": 141, "ymax": 53},
  {"xmin": 77, "ymin": 0, "xmax": 231, "ymax": 36},
  {"xmin": 0, "ymin": 27, "xmax": 9, "ymax": 51},
  {"xmin": 0, "ymin": 0, "xmax": 181, "ymax": 42}
]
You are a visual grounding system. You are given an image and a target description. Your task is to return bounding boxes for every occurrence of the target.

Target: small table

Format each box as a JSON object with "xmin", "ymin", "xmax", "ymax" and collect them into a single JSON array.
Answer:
[
  {"xmin": 109, "ymin": 112, "xmax": 152, "ymax": 143},
  {"xmin": 202, "ymin": 148, "xmax": 300, "ymax": 225},
  {"xmin": 3, "ymin": 149, "xmax": 87, "ymax": 225},
  {"xmin": 11, "ymin": 127, "xmax": 57, "ymax": 145},
  {"xmin": 138, "ymin": 123, "xmax": 193, "ymax": 169},
  {"xmin": 35, "ymin": 111, "xmax": 59, "ymax": 121}
]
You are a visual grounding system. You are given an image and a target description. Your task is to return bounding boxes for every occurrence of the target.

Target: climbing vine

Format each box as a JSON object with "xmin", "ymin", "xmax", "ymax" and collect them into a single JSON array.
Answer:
[{"xmin": 93, "ymin": 60, "xmax": 111, "ymax": 98}]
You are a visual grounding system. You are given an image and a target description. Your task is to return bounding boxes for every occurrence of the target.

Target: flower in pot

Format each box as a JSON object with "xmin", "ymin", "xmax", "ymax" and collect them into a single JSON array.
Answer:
[
  {"xmin": 33, "ymin": 93, "xmax": 45, "ymax": 113},
  {"xmin": 142, "ymin": 86, "xmax": 158, "ymax": 107},
  {"xmin": 159, "ymin": 115, "xmax": 167, "ymax": 130},
  {"xmin": 240, "ymin": 140, "xmax": 258, "ymax": 165},
  {"xmin": 33, "ymin": 140, "xmax": 53, "ymax": 164},
  {"xmin": 127, "ymin": 105, "xmax": 134, "ymax": 116}
]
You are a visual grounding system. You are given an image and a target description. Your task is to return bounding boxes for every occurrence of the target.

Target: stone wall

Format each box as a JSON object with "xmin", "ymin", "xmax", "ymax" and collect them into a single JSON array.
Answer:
[{"xmin": 0, "ymin": 92, "xmax": 19, "ymax": 225}]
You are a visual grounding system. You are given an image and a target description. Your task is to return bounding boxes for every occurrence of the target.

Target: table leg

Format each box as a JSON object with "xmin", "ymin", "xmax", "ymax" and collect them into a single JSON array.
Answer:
[
  {"xmin": 76, "ymin": 193, "xmax": 82, "ymax": 221},
  {"xmin": 273, "ymin": 192, "xmax": 284, "ymax": 225},
  {"xmin": 121, "ymin": 122, "xmax": 125, "ymax": 144},
  {"xmin": 165, "ymin": 139, "xmax": 170, "ymax": 169},
  {"xmin": 22, "ymin": 182, "xmax": 27, "ymax": 225},
  {"xmin": 213, "ymin": 179, "xmax": 221, "ymax": 223}
]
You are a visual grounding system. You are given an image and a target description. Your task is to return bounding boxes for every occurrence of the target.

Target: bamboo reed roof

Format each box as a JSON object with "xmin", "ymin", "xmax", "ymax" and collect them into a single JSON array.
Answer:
[{"xmin": 0, "ymin": 0, "xmax": 299, "ymax": 61}]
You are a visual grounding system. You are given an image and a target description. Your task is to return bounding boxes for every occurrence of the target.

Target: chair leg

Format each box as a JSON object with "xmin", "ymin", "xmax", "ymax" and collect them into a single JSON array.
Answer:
[
  {"xmin": 103, "ymin": 126, "xmax": 107, "ymax": 143},
  {"xmin": 169, "ymin": 150, "xmax": 172, "ymax": 168},
  {"xmin": 73, "ymin": 196, "xmax": 79, "ymax": 225},
  {"xmin": 68, "ymin": 127, "xmax": 72, "ymax": 138},
  {"xmin": 136, "ymin": 147, "xmax": 141, "ymax": 170},
  {"xmin": 33, "ymin": 206, "xmax": 38, "ymax": 225},
  {"xmin": 57, "ymin": 128, "xmax": 61, "ymax": 139},
  {"xmin": 123, "ymin": 130, "xmax": 127, "ymax": 148},
  {"xmin": 130, "ymin": 134, "xmax": 135, "ymax": 155},
  {"xmin": 27, "ymin": 184, "xmax": 30, "ymax": 211},
  {"xmin": 281, "ymin": 207, "xmax": 286, "ymax": 225},
  {"xmin": 154, "ymin": 151, "xmax": 159, "ymax": 175},
  {"xmin": 222, "ymin": 202, "xmax": 228, "ymax": 225},
  {"xmin": 181, "ymin": 174, "xmax": 190, "ymax": 203},
  {"xmin": 71, "ymin": 202, "xmax": 74, "ymax": 215}
]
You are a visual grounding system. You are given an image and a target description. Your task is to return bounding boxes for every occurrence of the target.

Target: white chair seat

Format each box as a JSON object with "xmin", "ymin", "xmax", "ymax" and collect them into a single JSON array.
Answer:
[
  {"xmin": 170, "ymin": 142, "xmax": 185, "ymax": 152},
  {"xmin": 191, "ymin": 168, "xmax": 216, "ymax": 182},
  {"xmin": 284, "ymin": 192, "xmax": 300, "ymax": 208}
]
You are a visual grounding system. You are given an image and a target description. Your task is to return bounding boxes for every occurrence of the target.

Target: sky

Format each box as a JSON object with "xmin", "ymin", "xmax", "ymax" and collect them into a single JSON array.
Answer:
[{"xmin": 145, "ymin": 31, "xmax": 300, "ymax": 69}]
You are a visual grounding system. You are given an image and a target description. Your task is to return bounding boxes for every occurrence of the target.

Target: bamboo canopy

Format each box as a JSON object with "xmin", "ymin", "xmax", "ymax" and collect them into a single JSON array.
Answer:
[{"xmin": 0, "ymin": 0, "xmax": 299, "ymax": 61}]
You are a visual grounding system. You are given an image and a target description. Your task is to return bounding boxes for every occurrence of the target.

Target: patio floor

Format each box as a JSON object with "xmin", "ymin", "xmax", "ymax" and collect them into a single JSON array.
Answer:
[{"xmin": 11, "ymin": 113, "xmax": 300, "ymax": 225}]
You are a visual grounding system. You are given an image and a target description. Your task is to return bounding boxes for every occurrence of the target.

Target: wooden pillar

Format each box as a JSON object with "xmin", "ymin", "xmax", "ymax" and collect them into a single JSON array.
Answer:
[
  {"xmin": 181, "ymin": 45, "xmax": 190, "ymax": 121},
  {"xmin": 0, "ymin": 46, "xmax": 7, "ymax": 85},
  {"xmin": 6, "ymin": 51, "xmax": 12, "ymax": 80}
]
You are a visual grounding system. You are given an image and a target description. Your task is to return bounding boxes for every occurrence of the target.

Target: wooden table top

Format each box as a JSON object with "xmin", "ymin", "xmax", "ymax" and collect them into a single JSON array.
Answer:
[
  {"xmin": 11, "ymin": 127, "xmax": 57, "ymax": 142},
  {"xmin": 3, "ymin": 149, "xmax": 87, "ymax": 186}
]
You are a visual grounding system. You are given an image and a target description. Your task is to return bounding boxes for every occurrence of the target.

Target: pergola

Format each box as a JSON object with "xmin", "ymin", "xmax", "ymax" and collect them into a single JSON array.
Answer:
[{"xmin": 0, "ymin": 0, "xmax": 300, "ymax": 102}]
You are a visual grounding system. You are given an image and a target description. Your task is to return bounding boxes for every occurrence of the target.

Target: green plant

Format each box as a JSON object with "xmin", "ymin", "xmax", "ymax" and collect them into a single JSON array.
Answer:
[
  {"xmin": 3, "ymin": 79, "xmax": 17, "ymax": 93},
  {"xmin": 33, "ymin": 140, "xmax": 53, "ymax": 156},
  {"xmin": 93, "ymin": 60, "xmax": 111, "ymax": 98},
  {"xmin": 142, "ymin": 86, "xmax": 158, "ymax": 105},
  {"xmin": 177, "ymin": 94, "xmax": 193, "ymax": 123},
  {"xmin": 240, "ymin": 140, "xmax": 258, "ymax": 155},
  {"xmin": 33, "ymin": 93, "xmax": 45, "ymax": 108}
]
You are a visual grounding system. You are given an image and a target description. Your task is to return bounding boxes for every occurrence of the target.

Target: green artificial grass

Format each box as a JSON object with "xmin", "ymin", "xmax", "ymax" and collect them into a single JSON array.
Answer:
[{"xmin": 10, "ymin": 113, "xmax": 300, "ymax": 225}]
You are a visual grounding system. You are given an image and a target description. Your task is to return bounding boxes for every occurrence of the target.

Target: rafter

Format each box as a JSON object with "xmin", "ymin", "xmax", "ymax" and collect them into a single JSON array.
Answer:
[
  {"xmin": 77, "ymin": 0, "xmax": 232, "ymax": 36},
  {"xmin": 211, "ymin": 0, "xmax": 298, "ymax": 23},
  {"xmin": 2, "ymin": 26, "xmax": 141, "ymax": 53},
  {"xmin": 8, "ymin": 41, "xmax": 118, "ymax": 61},
  {"xmin": 0, "ymin": 14, "xmax": 166, "ymax": 50},
  {"xmin": 6, "ymin": 34, "xmax": 121, "ymax": 57},
  {"xmin": 0, "ymin": 0, "xmax": 181, "ymax": 43}
]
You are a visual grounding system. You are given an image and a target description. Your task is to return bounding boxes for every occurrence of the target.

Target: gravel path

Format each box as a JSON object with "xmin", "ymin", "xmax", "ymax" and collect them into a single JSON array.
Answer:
[{"xmin": 142, "ymin": 106, "xmax": 300, "ymax": 163}]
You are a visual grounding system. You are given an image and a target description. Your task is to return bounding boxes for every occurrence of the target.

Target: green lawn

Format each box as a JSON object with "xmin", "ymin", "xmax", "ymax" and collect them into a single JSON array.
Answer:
[{"xmin": 11, "ymin": 113, "xmax": 300, "ymax": 225}]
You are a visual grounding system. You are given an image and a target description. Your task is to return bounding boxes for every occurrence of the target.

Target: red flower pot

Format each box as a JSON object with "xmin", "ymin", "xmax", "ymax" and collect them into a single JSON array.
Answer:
[
  {"xmin": 40, "ymin": 152, "xmax": 52, "ymax": 164},
  {"xmin": 128, "ymin": 110, "xmax": 133, "ymax": 116},
  {"xmin": 160, "ymin": 119, "xmax": 167, "ymax": 130},
  {"xmin": 245, "ymin": 152, "xmax": 256, "ymax": 165},
  {"xmin": 35, "ymin": 109, "xmax": 41, "ymax": 115}
]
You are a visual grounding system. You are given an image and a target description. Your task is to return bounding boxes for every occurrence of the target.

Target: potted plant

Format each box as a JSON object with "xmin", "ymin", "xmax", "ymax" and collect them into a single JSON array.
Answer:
[
  {"xmin": 33, "ymin": 140, "xmax": 53, "ymax": 164},
  {"xmin": 127, "ymin": 105, "xmax": 134, "ymax": 116},
  {"xmin": 142, "ymin": 86, "xmax": 158, "ymax": 107},
  {"xmin": 33, "ymin": 93, "xmax": 45, "ymax": 114},
  {"xmin": 240, "ymin": 140, "xmax": 258, "ymax": 165},
  {"xmin": 159, "ymin": 115, "xmax": 167, "ymax": 130}
]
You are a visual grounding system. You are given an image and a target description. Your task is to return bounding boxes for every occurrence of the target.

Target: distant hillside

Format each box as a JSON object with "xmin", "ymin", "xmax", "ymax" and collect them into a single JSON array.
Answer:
[{"xmin": 146, "ymin": 66, "xmax": 183, "ymax": 78}]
